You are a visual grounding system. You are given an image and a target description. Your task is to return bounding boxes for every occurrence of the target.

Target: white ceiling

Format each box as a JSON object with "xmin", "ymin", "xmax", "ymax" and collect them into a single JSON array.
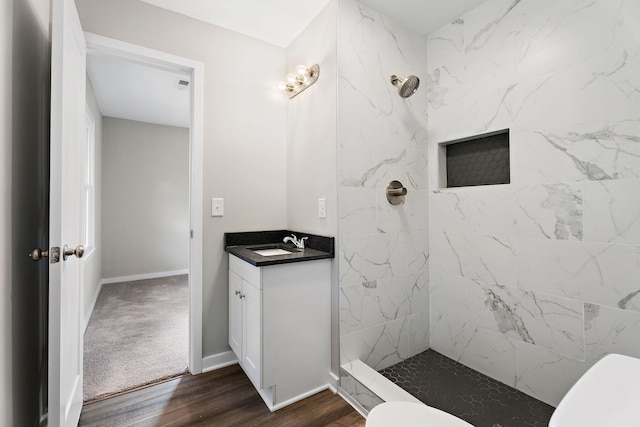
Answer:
[
  {"xmin": 139, "ymin": 0, "xmax": 332, "ymax": 49},
  {"xmin": 139, "ymin": 0, "xmax": 489, "ymax": 47},
  {"xmin": 88, "ymin": 0, "xmax": 489, "ymax": 128},
  {"xmin": 360, "ymin": 0, "xmax": 489, "ymax": 38},
  {"xmin": 87, "ymin": 53, "xmax": 191, "ymax": 128}
]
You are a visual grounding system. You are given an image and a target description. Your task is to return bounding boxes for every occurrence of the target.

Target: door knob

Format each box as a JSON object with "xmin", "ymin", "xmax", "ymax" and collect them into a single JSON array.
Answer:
[
  {"xmin": 63, "ymin": 244, "xmax": 85, "ymax": 260},
  {"xmin": 28, "ymin": 248, "xmax": 49, "ymax": 261}
]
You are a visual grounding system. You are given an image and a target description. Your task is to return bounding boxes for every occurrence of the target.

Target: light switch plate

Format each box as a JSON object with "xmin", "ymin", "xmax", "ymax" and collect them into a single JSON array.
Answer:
[
  {"xmin": 211, "ymin": 198, "xmax": 224, "ymax": 217},
  {"xmin": 318, "ymin": 198, "xmax": 326, "ymax": 218}
]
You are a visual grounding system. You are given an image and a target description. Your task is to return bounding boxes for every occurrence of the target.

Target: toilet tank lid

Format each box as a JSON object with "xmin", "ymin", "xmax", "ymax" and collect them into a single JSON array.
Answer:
[{"xmin": 549, "ymin": 353, "xmax": 640, "ymax": 427}]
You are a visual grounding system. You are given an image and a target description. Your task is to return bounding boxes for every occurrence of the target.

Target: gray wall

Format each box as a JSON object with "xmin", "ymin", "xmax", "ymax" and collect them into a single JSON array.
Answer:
[
  {"xmin": 286, "ymin": 1, "xmax": 338, "ymax": 239},
  {"xmin": 285, "ymin": 0, "xmax": 339, "ymax": 374},
  {"xmin": 428, "ymin": 0, "xmax": 640, "ymax": 406},
  {"xmin": 83, "ymin": 78, "xmax": 102, "ymax": 324},
  {"xmin": 76, "ymin": 0, "xmax": 288, "ymax": 358},
  {"xmin": 101, "ymin": 117, "xmax": 189, "ymax": 280}
]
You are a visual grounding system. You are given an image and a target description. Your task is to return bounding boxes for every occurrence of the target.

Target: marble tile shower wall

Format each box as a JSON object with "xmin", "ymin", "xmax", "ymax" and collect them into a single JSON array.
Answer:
[
  {"xmin": 337, "ymin": 0, "xmax": 430, "ymax": 371},
  {"xmin": 427, "ymin": 0, "xmax": 640, "ymax": 407}
]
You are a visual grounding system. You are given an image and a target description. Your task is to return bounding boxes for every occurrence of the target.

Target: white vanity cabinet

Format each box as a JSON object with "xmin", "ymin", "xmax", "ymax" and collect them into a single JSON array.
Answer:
[
  {"xmin": 228, "ymin": 254, "xmax": 331, "ymax": 411},
  {"xmin": 228, "ymin": 268, "xmax": 262, "ymax": 386}
]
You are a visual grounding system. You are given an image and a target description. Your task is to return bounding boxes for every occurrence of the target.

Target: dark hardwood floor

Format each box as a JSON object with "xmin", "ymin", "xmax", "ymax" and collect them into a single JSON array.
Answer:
[{"xmin": 79, "ymin": 364, "xmax": 366, "ymax": 427}]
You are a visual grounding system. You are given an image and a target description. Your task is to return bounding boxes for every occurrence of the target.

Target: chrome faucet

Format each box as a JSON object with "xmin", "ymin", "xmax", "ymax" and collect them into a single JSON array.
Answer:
[{"xmin": 283, "ymin": 234, "xmax": 307, "ymax": 249}]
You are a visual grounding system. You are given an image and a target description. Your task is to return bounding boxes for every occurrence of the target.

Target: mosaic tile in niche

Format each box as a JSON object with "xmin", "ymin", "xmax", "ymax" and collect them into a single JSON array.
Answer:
[{"xmin": 446, "ymin": 130, "xmax": 510, "ymax": 188}]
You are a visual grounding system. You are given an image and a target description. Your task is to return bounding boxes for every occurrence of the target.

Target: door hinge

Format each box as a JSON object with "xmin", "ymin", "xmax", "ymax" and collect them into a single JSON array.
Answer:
[{"xmin": 190, "ymin": 229, "xmax": 194, "ymax": 239}]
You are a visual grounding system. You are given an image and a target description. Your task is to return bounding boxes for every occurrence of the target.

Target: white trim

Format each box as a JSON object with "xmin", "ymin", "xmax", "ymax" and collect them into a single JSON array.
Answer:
[
  {"xmin": 83, "ymin": 105, "xmax": 96, "ymax": 249},
  {"xmin": 201, "ymin": 351, "xmax": 239, "ymax": 373},
  {"xmin": 328, "ymin": 371, "xmax": 340, "ymax": 393},
  {"xmin": 82, "ymin": 279, "xmax": 103, "ymax": 334},
  {"xmin": 188, "ymin": 56, "xmax": 204, "ymax": 375},
  {"xmin": 260, "ymin": 384, "xmax": 331, "ymax": 412},
  {"xmin": 85, "ymin": 32, "xmax": 205, "ymax": 375},
  {"xmin": 81, "ymin": 245, "xmax": 96, "ymax": 263},
  {"xmin": 101, "ymin": 269, "xmax": 189, "ymax": 285},
  {"xmin": 84, "ymin": 33, "xmax": 197, "ymax": 74}
]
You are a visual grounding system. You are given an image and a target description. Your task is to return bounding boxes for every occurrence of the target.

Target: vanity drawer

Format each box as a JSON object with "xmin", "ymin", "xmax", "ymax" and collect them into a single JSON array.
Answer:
[{"xmin": 229, "ymin": 254, "xmax": 261, "ymax": 287}]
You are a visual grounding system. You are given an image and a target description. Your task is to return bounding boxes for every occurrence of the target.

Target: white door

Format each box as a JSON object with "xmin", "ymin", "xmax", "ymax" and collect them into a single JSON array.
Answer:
[
  {"xmin": 243, "ymin": 281, "xmax": 262, "ymax": 388},
  {"xmin": 49, "ymin": 0, "xmax": 86, "ymax": 425},
  {"xmin": 228, "ymin": 270, "xmax": 243, "ymax": 358}
]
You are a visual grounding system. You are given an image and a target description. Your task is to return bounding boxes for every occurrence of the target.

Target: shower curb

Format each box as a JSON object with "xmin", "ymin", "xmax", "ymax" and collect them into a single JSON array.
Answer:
[{"xmin": 341, "ymin": 360, "xmax": 423, "ymax": 405}]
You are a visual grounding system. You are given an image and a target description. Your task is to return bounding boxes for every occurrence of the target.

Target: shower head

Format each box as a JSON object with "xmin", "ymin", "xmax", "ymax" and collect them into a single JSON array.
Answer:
[{"xmin": 390, "ymin": 74, "xmax": 420, "ymax": 98}]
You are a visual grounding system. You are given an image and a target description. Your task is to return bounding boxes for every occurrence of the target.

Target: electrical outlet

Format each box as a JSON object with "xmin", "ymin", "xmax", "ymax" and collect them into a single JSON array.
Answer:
[
  {"xmin": 318, "ymin": 198, "xmax": 326, "ymax": 218},
  {"xmin": 211, "ymin": 198, "xmax": 224, "ymax": 217}
]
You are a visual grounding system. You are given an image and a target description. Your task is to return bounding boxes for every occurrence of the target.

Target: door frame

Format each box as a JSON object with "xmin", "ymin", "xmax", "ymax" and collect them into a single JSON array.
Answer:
[{"xmin": 84, "ymin": 32, "xmax": 204, "ymax": 374}]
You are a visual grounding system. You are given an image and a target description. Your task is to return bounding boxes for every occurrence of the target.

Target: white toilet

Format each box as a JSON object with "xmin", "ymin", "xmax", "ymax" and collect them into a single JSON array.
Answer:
[
  {"xmin": 366, "ymin": 401, "xmax": 473, "ymax": 427},
  {"xmin": 550, "ymin": 353, "xmax": 640, "ymax": 427}
]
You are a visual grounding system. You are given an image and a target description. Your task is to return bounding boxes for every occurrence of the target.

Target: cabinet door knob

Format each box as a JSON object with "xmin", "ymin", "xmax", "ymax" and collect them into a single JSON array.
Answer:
[
  {"xmin": 235, "ymin": 290, "xmax": 240, "ymax": 295},
  {"xmin": 239, "ymin": 293, "xmax": 245, "ymax": 299}
]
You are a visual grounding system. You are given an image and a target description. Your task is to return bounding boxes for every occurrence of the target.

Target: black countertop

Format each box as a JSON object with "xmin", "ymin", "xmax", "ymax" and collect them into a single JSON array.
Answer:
[{"xmin": 224, "ymin": 230, "xmax": 335, "ymax": 267}]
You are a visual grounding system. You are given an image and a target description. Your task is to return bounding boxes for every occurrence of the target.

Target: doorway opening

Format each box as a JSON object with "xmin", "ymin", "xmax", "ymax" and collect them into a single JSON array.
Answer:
[{"xmin": 81, "ymin": 33, "xmax": 203, "ymax": 402}]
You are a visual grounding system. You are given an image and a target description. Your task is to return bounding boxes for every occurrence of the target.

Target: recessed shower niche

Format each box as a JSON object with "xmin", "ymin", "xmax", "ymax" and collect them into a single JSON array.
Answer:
[{"xmin": 439, "ymin": 129, "xmax": 510, "ymax": 188}]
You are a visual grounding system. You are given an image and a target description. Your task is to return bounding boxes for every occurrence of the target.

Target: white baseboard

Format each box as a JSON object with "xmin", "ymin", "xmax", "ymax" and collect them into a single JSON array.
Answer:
[
  {"xmin": 101, "ymin": 269, "xmax": 189, "ymax": 285},
  {"xmin": 201, "ymin": 350, "xmax": 238, "ymax": 373},
  {"xmin": 83, "ymin": 279, "xmax": 103, "ymax": 334},
  {"xmin": 264, "ymin": 384, "xmax": 330, "ymax": 412},
  {"xmin": 328, "ymin": 371, "xmax": 339, "ymax": 393}
]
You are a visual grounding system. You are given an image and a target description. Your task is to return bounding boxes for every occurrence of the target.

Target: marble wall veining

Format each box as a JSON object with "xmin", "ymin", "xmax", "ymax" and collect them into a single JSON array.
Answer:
[
  {"xmin": 337, "ymin": 0, "xmax": 430, "ymax": 371},
  {"xmin": 428, "ymin": 0, "xmax": 640, "ymax": 407}
]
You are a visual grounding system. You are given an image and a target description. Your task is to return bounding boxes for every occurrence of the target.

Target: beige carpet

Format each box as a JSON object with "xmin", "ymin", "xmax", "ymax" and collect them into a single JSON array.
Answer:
[{"xmin": 83, "ymin": 275, "xmax": 189, "ymax": 402}]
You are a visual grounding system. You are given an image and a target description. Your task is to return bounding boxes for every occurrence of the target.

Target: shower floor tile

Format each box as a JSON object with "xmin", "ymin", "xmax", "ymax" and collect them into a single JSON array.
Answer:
[{"xmin": 379, "ymin": 350, "xmax": 554, "ymax": 427}]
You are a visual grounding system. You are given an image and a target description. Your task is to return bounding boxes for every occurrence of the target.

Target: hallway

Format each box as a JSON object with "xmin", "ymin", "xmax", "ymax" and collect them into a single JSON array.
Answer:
[{"xmin": 84, "ymin": 275, "xmax": 188, "ymax": 402}]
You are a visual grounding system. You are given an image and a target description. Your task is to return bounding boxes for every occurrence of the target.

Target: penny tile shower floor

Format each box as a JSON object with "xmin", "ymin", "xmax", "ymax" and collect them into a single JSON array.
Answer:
[{"xmin": 379, "ymin": 350, "xmax": 555, "ymax": 427}]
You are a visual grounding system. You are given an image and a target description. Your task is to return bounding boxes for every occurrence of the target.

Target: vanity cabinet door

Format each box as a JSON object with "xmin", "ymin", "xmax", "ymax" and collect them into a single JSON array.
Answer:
[
  {"xmin": 242, "ymin": 280, "xmax": 262, "ymax": 388},
  {"xmin": 228, "ymin": 270, "xmax": 243, "ymax": 359},
  {"xmin": 227, "ymin": 253, "xmax": 331, "ymax": 411}
]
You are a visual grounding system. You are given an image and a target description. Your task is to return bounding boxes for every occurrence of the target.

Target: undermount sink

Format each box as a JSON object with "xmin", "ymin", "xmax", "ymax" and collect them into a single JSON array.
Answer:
[
  {"xmin": 252, "ymin": 248, "xmax": 292, "ymax": 256},
  {"xmin": 248, "ymin": 245, "xmax": 298, "ymax": 257}
]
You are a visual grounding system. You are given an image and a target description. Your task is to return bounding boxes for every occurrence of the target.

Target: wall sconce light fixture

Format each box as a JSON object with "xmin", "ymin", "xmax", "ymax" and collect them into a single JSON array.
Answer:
[{"xmin": 278, "ymin": 64, "xmax": 320, "ymax": 99}]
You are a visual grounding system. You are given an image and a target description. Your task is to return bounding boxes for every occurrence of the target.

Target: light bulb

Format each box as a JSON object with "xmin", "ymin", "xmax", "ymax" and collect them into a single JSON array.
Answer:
[
  {"xmin": 278, "ymin": 81, "xmax": 288, "ymax": 91},
  {"xmin": 296, "ymin": 65, "xmax": 308, "ymax": 79},
  {"xmin": 286, "ymin": 74, "xmax": 297, "ymax": 85}
]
